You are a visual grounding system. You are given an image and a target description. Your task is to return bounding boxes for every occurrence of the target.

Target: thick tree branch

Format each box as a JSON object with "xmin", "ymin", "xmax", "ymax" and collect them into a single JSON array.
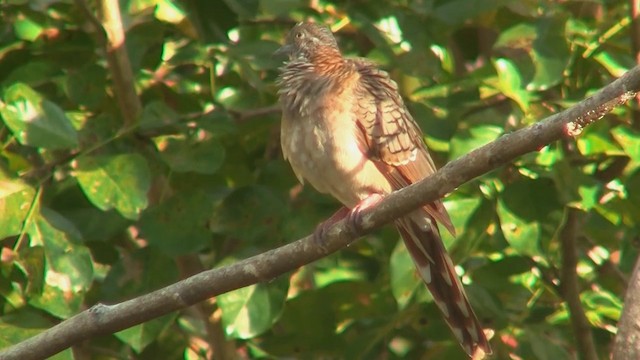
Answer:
[
  {"xmin": 614, "ymin": 256, "xmax": 640, "ymax": 360},
  {"xmin": 2, "ymin": 66, "xmax": 639, "ymax": 360}
]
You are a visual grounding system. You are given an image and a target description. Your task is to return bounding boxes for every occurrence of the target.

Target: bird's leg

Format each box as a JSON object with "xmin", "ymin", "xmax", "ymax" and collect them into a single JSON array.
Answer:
[
  {"xmin": 345, "ymin": 193, "xmax": 384, "ymax": 231},
  {"xmin": 313, "ymin": 194, "xmax": 384, "ymax": 248},
  {"xmin": 313, "ymin": 206, "xmax": 350, "ymax": 247}
]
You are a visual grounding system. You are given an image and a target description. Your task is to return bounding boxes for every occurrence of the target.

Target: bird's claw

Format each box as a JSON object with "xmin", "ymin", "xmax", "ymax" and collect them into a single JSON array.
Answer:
[
  {"xmin": 345, "ymin": 194, "xmax": 384, "ymax": 232},
  {"xmin": 312, "ymin": 194, "xmax": 384, "ymax": 250},
  {"xmin": 313, "ymin": 206, "xmax": 350, "ymax": 250}
]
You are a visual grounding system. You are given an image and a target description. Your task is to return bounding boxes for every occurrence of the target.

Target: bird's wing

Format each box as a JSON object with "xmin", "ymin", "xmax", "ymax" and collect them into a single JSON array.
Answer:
[
  {"xmin": 352, "ymin": 59, "xmax": 491, "ymax": 356},
  {"xmin": 352, "ymin": 59, "xmax": 455, "ymax": 235}
]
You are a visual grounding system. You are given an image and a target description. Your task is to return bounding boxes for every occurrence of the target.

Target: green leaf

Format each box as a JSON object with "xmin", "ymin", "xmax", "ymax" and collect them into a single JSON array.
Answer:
[
  {"xmin": 223, "ymin": 0, "xmax": 259, "ymax": 18},
  {"xmin": 209, "ymin": 186, "xmax": 285, "ymax": 242},
  {"xmin": 101, "ymin": 247, "xmax": 178, "ymax": 301},
  {"xmin": 611, "ymin": 126, "xmax": 640, "ymax": 162},
  {"xmin": 577, "ymin": 130, "xmax": 625, "ymax": 157},
  {"xmin": 449, "ymin": 124, "xmax": 503, "ymax": 161},
  {"xmin": 154, "ymin": 132, "xmax": 225, "ymax": 174},
  {"xmin": 529, "ymin": 18, "xmax": 569, "ymax": 90},
  {"xmin": 0, "ymin": 83, "xmax": 79, "ymax": 149},
  {"xmin": 493, "ymin": 58, "xmax": 530, "ymax": 111},
  {"xmin": 63, "ymin": 64, "xmax": 107, "ymax": 110},
  {"xmin": 74, "ymin": 154, "xmax": 150, "ymax": 220},
  {"xmin": 139, "ymin": 101, "xmax": 179, "ymax": 130},
  {"xmin": 553, "ymin": 159, "xmax": 601, "ymax": 210},
  {"xmin": 582, "ymin": 289, "xmax": 622, "ymax": 322},
  {"xmin": 2, "ymin": 61, "xmax": 59, "ymax": 87},
  {"xmin": 103, "ymin": 248, "xmax": 179, "ymax": 350},
  {"xmin": 497, "ymin": 178, "xmax": 563, "ymax": 258},
  {"xmin": 0, "ymin": 178, "xmax": 36, "ymax": 239},
  {"xmin": 15, "ymin": 246, "xmax": 45, "ymax": 296},
  {"xmin": 115, "ymin": 314, "xmax": 176, "ymax": 353},
  {"xmin": 434, "ymin": 0, "xmax": 511, "ymax": 25},
  {"xmin": 218, "ymin": 277, "xmax": 288, "ymax": 339},
  {"xmin": 593, "ymin": 52, "xmax": 632, "ymax": 78},
  {"xmin": 138, "ymin": 189, "xmax": 214, "ymax": 255},
  {"xmin": 526, "ymin": 327, "xmax": 573, "ymax": 360},
  {"xmin": 496, "ymin": 20, "xmax": 570, "ymax": 90},
  {"xmin": 0, "ymin": 311, "xmax": 73, "ymax": 359},
  {"xmin": 14, "ymin": 16, "xmax": 43, "ymax": 41},
  {"xmin": 27, "ymin": 208, "xmax": 94, "ymax": 318},
  {"xmin": 154, "ymin": 0, "xmax": 187, "ymax": 24},
  {"xmin": 447, "ymin": 197, "xmax": 494, "ymax": 259},
  {"xmin": 390, "ymin": 239, "xmax": 420, "ymax": 309},
  {"xmin": 259, "ymin": 0, "xmax": 305, "ymax": 17},
  {"xmin": 260, "ymin": 280, "xmax": 395, "ymax": 356}
]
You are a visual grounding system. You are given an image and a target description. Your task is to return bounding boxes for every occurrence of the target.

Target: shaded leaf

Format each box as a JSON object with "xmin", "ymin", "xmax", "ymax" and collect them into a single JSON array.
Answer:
[
  {"xmin": 390, "ymin": 239, "xmax": 420, "ymax": 309},
  {"xmin": 154, "ymin": 132, "xmax": 225, "ymax": 174},
  {"xmin": 138, "ymin": 189, "xmax": 214, "ymax": 255},
  {"xmin": 497, "ymin": 178, "xmax": 563, "ymax": 258}
]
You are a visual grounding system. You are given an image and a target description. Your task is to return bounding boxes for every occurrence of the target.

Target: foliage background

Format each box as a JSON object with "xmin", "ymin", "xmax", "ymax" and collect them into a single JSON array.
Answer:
[{"xmin": 1, "ymin": 0, "xmax": 638, "ymax": 359}]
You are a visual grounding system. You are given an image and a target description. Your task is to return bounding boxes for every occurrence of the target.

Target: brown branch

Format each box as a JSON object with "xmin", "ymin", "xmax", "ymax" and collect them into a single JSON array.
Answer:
[
  {"xmin": 613, "ymin": 255, "xmax": 640, "ymax": 360},
  {"xmin": 2, "ymin": 66, "xmax": 639, "ymax": 360},
  {"xmin": 98, "ymin": 0, "xmax": 142, "ymax": 127},
  {"xmin": 630, "ymin": 0, "xmax": 640, "ymax": 126},
  {"xmin": 559, "ymin": 208, "xmax": 598, "ymax": 360},
  {"xmin": 227, "ymin": 105, "xmax": 281, "ymax": 122}
]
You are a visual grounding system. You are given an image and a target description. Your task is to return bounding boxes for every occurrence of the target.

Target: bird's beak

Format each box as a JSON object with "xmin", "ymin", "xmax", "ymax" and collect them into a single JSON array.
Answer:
[{"xmin": 273, "ymin": 44, "xmax": 293, "ymax": 58}]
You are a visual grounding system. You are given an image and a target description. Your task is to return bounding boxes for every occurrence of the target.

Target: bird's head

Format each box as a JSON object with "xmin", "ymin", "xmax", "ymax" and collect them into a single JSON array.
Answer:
[{"xmin": 275, "ymin": 22, "xmax": 339, "ymax": 60}]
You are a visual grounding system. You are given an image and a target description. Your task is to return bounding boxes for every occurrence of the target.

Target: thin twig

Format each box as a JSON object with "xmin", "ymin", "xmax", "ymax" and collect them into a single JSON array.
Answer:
[
  {"xmin": 559, "ymin": 208, "xmax": 598, "ymax": 360},
  {"xmin": 98, "ymin": 0, "xmax": 142, "ymax": 127},
  {"xmin": 629, "ymin": 0, "xmax": 640, "ymax": 126},
  {"xmin": 227, "ymin": 105, "xmax": 281, "ymax": 122}
]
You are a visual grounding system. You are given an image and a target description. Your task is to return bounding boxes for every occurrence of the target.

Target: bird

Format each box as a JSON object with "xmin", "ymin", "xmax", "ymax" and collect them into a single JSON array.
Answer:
[{"xmin": 275, "ymin": 22, "xmax": 491, "ymax": 357}]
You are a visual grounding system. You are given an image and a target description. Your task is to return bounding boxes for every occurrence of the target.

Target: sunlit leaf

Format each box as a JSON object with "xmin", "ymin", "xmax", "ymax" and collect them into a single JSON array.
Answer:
[
  {"xmin": 27, "ymin": 209, "xmax": 93, "ymax": 319},
  {"xmin": 449, "ymin": 125, "xmax": 503, "ymax": 161},
  {"xmin": 0, "ymin": 178, "xmax": 36, "ymax": 239},
  {"xmin": 74, "ymin": 154, "xmax": 150, "ymax": 220},
  {"xmin": 218, "ymin": 277, "xmax": 288, "ymax": 339},
  {"xmin": 1, "ymin": 83, "xmax": 78, "ymax": 149}
]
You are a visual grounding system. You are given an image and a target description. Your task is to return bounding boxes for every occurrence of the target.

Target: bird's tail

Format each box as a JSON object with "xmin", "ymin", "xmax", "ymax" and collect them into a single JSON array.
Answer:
[{"xmin": 396, "ymin": 212, "xmax": 491, "ymax": 357}]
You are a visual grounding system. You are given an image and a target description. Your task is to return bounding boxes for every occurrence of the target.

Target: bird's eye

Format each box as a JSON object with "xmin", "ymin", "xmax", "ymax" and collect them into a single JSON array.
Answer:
[{"xmin": 295, "ymin": 31, "xmax": 304, "ymax": 39}]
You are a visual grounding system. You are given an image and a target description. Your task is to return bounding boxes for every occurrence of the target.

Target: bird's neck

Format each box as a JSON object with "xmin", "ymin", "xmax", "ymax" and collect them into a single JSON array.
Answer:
[{"xmin": 307, "ymin": 46, "xmax": 347, "ymax": 76}]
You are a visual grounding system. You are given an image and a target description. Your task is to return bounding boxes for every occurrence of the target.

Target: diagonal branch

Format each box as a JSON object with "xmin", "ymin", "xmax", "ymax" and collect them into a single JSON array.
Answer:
[{"xmin": 2, "ymin": 66, "xmax": 640, "ymax": 360}]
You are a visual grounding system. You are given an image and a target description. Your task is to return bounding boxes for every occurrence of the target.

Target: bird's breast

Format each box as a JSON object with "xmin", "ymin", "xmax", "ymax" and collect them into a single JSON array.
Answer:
[{"xmin": 281, "ymin": 91, "xmax": 393, "ymax": 208}]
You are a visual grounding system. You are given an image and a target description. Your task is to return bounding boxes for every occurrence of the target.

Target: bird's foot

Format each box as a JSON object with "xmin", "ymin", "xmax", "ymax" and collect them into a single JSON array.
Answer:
[
  {"xmin": 313, "ymin": 206, "xmax": 350, "ymax": 249},
  {"xmin": 346, "ymin": 194, "xmax": 384, "ymax": 232},
  {"xmin": 312, "ymin": 194, "xmax": 384, "ymax": 249}
]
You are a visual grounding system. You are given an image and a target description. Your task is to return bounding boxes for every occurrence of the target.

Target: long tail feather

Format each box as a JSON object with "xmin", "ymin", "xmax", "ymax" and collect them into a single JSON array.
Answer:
[{"xmin": 396, "ymin": 212, "xmax": 491, "ymax": 357}]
